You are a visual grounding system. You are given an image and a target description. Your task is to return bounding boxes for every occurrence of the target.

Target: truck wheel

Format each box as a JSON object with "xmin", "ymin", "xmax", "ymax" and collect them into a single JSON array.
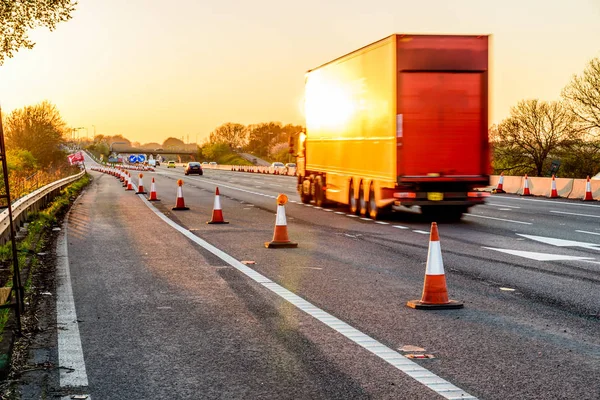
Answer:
[
  {"xmin": 367, "ymin": 184, "xmax": 379, "ymax": 220},
  {"xmin": 358, "ymin": 183, "xmax": 367, "ymax": 215},
  {"xmin": 348, "ymin": 181, "xmax": 359, "ymax": 214},
  {"xmin": 300, "ymin": 177, "xmax": 312, "ymax": 204},
  {"xmin": 314, "ymin": 177, "xmax": 325, "ymax": 207}
]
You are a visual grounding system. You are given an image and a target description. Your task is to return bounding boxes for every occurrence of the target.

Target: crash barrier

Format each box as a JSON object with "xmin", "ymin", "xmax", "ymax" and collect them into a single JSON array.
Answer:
[
  {"xmin": 489, "ymin": 174, "xmax": 599, "ymax": 200},
  {"xmin": 0, "ymin": 170, "xmax": 86, "ymax": 245},
  {"xmin": 205, "ymin": 163, "xmax": 297, "ymax": 176}
]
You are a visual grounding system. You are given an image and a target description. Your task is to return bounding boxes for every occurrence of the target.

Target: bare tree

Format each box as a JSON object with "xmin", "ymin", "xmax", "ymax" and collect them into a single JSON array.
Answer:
[
  {"xmin": 495, "ymin": 99, "xmax": 579, "ymax": 176},
  {"xmin": 0, "ymin": 0, "xmax": 77, "ymax": 65},
  {"xmin": 209, "ymin": 123, "xmax": 246, "ymax": 149},
  {"xmin": 562, "ymin": 57, "xmax": 600, "ymax": 134}
]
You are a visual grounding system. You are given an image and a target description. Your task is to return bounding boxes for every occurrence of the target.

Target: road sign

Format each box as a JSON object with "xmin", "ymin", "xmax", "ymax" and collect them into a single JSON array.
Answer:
[
  {"xmin": 138, "ymin": 154, "xmax": 146, "ymax": 163},
  {"xmin": 128, "ymin": 155, "xmax": 137, "ymax": 163}
]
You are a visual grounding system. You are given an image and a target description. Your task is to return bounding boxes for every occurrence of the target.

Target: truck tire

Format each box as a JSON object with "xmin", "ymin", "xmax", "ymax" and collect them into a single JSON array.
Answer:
[
  {"xmin": 349, "ymin": 181, "xmax": 359, "ymax": 214},
  {"xmin": 314, "ymin": 177, "xmax": 325, "ymax": 207},
  {"xmin": 300, "ymin": 177, "xmax": 312, "ymax": 204},
  {"xmin": 358, "ymin": 182, "xmax": 367, "ymax": 215},
  {"xmin": 367, "ymin": 184, "xmax": 379, "ymax": 220}
]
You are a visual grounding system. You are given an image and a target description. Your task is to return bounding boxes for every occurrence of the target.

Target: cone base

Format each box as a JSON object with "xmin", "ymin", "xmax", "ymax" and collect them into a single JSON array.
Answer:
[
  {"xmin": 172, "ymin": 206, "xmax": 189, "ymax": 210},
  {"xmin": 406, "ymin": 299, "xmax": 463, "ymax": 309},
  {"xmin": 264, "ymin": 241, "xmax": 298, "ymax": 248},
  {"xmin": 137, "ymin": 191, "xmax": 147, "ymax": 195},
  {"xmin": 207, "ymin": 220, "xmax": 229, "ymax": 224},
  {"xmin": 148, "ymin": 199, "xmax": 160, "ymax": 202},
  {"xmin": 492, "ymin": 189, "xmax": 505, "ymax": 194}
]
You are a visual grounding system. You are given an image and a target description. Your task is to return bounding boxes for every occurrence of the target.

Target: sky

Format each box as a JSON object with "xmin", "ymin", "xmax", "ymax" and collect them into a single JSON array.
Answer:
[{"xmin": 1, "ymin": 0, "xmax": 599, "ymax": 145}]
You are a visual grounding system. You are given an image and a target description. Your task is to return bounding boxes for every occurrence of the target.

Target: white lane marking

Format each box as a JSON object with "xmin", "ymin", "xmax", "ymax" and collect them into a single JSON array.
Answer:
[
  {"xmin": 334, "ymin": 212, "xmax": 346, "ymax": 215},
  {"xmin": 486, "ymin": 203, "xmax": 521, "ymax": 209},
  {"xmin": 498, "ymin": 208, "xmax": 512, "ymax": 211},
  {"xmin": 413, "ymin": 230, "xmax": 430, "ymax": 235},
  {"xmin": 576, "ymin": 230, "xmax": 600, "ymax": 236},
  {"xmin": 517, "ymin": 234, "xmax": 600, "ymax": 251},
  {"xmin": 56, "ymin": 217, "xmax": 89, "ymax": 388},
  {"xmin": 495, "ymin": 196, "xmax": 600, "ymax": 208},
  {"xmin": 138, "ymin": 196, "xmax": 477, "ymax": 400},
  {"xmin": 375, "ymin": 221, "xmax": 389, "ymax": 225},
  {"xmin": 360, "ymin": 217, "xmax": 372, "ymax": 221},
  {"xmin": 393, "ymin": 225, "xmax": 409, "ymax": 230},
  {"xmin": 482, "ymin": 247, "xmax": 594, "ymax": 261},
  {"xmin": 464, "ymin": 213, "xmax": 532, "ymax": 225},
  {"xmin": 346, "ymin": 214, "xmax": 359, "ymax": 218},
  {"xmin": 323, "ymin": 209, "xmax": 333, "ymax": 212},
  {"xmin": 550, "ymin": 210, "xmax": 600, "ymax": 218}
]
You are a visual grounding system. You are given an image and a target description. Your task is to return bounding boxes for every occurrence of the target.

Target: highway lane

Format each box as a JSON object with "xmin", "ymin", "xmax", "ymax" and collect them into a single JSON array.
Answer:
[
  {"xmin": 55, "ymin": 161, "xmax": 599, "ymax": 399},
  {"xmin": 146, "ymin": 165, "xmax": 600, "ymax": 399}
]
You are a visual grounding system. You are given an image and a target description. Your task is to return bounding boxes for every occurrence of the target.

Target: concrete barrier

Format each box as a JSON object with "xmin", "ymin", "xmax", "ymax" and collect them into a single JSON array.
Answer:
[
  {"xmin": 527, "ymin": 177, "xmax": 574, "ymax": 197},
  {"xmin": 569, "ymin": 179, "xmax": 600, "ymax": 200}
]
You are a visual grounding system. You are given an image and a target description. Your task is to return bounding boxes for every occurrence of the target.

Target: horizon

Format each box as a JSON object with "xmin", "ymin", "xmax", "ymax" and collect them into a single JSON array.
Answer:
[{"xmin": 1, "ymin": 0, "xmax": 599, "ymax": 144}]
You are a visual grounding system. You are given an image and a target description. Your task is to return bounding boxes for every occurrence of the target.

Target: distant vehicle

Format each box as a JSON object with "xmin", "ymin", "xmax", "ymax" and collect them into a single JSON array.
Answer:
[
  {"xmin": 209, "ymin": 161, "xmax": 217, "ymax": 166},
  {"xmin": 167, "ymin": 161, "xmax": 176, "ymax": 168},
  {"xmin": 155, "ymin": 160, "xmax": 160, "ymax": 166},
  {"xmin": 202, "ymin": 162, "xmax": 209, "ymax": 165},
  {"xmin": 271, "ymin": 162, "xmax": 285, "ymax": 168},
  {"xmin": 148, "ymin": 159, "xmax": 156, "ymax": 167},
  {"xmin": 185, "ymin": 162, "xmax": 203, "ymax": 176},
  {"xmin": 296, "ymin": 34, "xmax": 490, "ymax": 220},
  {"xmin": 285, "ymin": 163, "xmax": 296, "ymax": 168}
]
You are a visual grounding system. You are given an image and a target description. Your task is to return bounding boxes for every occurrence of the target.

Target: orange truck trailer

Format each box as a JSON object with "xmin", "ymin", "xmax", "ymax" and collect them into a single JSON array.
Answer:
[{"xmin": 296, "ymin": 34, "xmax": 490, "ymax": 220}]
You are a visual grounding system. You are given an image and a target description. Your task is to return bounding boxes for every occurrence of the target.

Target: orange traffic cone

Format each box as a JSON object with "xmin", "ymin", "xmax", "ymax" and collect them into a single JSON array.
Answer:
[
  {"xmin": 122, "ymin": 171, "xmax": 128, "ymax": 187},
  {"xmin": 584, "ymin": 176, "xmax": 593, "ymax": 201},
  {"xmin": 126, "ymin": 173, "xmax": 134, "ymax": 191},
  {"xmin": 522, "ymin": 174, "xmax": 531, "ymax": 196},
  {"xmin": 407, "ymin": 222, "xmax": 463, "ymax": 309},
  {"xmin": 172, "ymin": 179, "xmax": 189, "ymax": 210},
  {"xmin": 148, "ymin": 178, "xmax": 160, "ymax": 201},
  {"xmin": 207, "ymin": 187, "xmax": 229, "ymax": 224},
  {"xmin": 137, "ymin": 173, "xmax": 146, "ymax": 194},
  {"xmin": 265, "ymin": 194, "xmax": 298, "ymax": 248},
  {"xmin": 550, "ymin": 175, "xmax": 558, "ymax": 198},
  {"xmin": 494, "ymin": 172, "xmax": 505, "ymax": 193}
]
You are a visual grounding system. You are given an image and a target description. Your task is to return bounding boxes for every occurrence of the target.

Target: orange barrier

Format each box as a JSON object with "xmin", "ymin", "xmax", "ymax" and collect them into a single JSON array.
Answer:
[{"xmin": 407, "ymin": 222, "xmax": 463, "ymax": 310}]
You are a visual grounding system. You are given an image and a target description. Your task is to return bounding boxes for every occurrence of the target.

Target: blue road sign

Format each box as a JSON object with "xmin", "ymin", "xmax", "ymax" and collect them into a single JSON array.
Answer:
[
  {"xmin": 137, "ymin": 154, "xmax": 146, "ymax": 163},
  {"xmin": 128, "ymin": 155, "xmax": 137, "ymax": 163}
]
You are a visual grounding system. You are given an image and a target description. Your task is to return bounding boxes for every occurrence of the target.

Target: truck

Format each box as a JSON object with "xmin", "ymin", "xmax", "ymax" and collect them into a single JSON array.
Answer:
[{"xmin": 296, "ymin": 34, "xmax": 490, "ymax": 220}]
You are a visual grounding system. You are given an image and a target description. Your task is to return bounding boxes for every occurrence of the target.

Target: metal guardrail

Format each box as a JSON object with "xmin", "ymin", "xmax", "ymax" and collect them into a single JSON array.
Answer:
[{"xmin": 0, "ymin": 170, "xmax": 86, "ymax": 245}]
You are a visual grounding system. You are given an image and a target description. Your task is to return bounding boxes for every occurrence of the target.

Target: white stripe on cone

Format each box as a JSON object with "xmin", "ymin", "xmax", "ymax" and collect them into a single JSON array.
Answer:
[
  {"xmin": 213, "ymin": 193, "xmax": 221, "ymax": 210},
  {"xmin": 275, "ymin": 205, "xmax": 287, "ymax": 226},
  {"xmin": 177, "ymin": 185, "xmax": 183, "ymax": 198},
  {"xmin": 425, "ymin": 241, "xmax": 444, "ymax": 275}
]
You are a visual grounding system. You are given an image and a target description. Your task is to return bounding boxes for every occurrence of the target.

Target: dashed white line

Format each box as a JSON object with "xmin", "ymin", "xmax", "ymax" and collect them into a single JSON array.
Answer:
[
  {"xmin": 413, "ymin": 230, "xmax": 430, "ymax": 235},
  {"xmin": 346, "ymin": 214, "xmax": 359, "ymax": 218},
  {"xmin": 360, "ymin": 217, "xmax": 372, "ymax": 221},
  {"xmin": 576, "ymin": 230, "xmax": 600, "ymax": 236},
  {"xmin": 393, "ymin": 225, "xmax": 409, "ymax": 229},
  {"xmin": 375, "ymin": 221, "xmax": 389, "ymax": 225},
  {"xmin": 139, "ymin": 195, "xmax": 477, "ymax": 400},
  {"xmin": 551, "ymin": 210, "xmax": 600, "ymax": 218},
  {"xmin": 486, "ymin": 203, "xmax": 521, "ymax": 209},
  {"xmin": 464, "ymin": 213, "xmax": 532, "ymax": 225},
  {"xmin": 334, "ymin": 212, "xmax": 346, "ymax": 215}
]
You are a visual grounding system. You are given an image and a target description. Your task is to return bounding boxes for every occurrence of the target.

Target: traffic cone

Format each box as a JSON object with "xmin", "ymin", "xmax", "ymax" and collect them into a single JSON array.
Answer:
[
  {"xmin": 522, "ymin": 174, "xmax": 531, "ymax": 196},
  {"xmin": 122, "ymin": 171, "xmax": 128, "ymax": 187},
  {"xmin": 494, "ymin": 172, "xmax": 505, "ymax": 193},
  {"xmin": 172, "ymin": 179, "xmax": 189, "ymax": 210},
  {"xmin": 265, "ymin": 194, "xmax": 298, "ymax": 248},
  {"xmin": 126, "ymin": 173, "xmax": 134, "ymax": 191},
  {"xmin": 407, "ymin": 222, "xmax": 463, "ymax": 309},
  {"xmin": 584, "ymin": 176, "xmax": 594, "ymax": 201},
  {"xmin": 137, "ymin": 173, "xmax": 146, "ymax": 194},
  {"xmin": 207, "ymin": 187, "xmax": 229, "ymax": 224},
  {"xmin": 550, "ymin": 175, "xmax": 558, "ymax": 198},
  {"xmin": 148, "ymin": 178, "xmax": 160, "ymax": 201}
]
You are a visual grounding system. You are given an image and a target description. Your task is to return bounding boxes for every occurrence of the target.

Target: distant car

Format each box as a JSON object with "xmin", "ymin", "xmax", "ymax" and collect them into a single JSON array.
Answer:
[
  {"xmin": 185, "ymin": 162, "xmax": 203, "ymax": 175},
  {"xmin": 271, "ymin": 162, "xmax": 285, "ymax": 168},
  {"xmin": 167, "ymin": 161, "xmax": 176, "ymax": 168},
  {"xmin": 285, "ymin": 163, "xmax": 296, "ymax": 168},
  {"xmin": 209, "ymin": 161, "xmax": 217, "ymax": 166},
  {"xmin": 155, "ymin": 160, "xmax": 160, "ymax": 166},
  {"xmin": 202, "ymin": 161, "xmax": 208, "ymax": 165}
]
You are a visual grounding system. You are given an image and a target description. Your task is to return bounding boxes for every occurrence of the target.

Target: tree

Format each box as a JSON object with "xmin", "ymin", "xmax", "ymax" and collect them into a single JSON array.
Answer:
[
  {"xmin": 4, "ymin": 101, "xmax": 67, "ymax": 167},
  {"xmin": 162, "ymin": 137, "xmax": 185, "ymax": 149},
  {"xmin": 202, "ymin": 143, "xmax": 230, "ymax": 161},
  {"xmin": 246, "ymin": 122, "xmax": 281, "ymax": 157},
  {"xmin": 0, "ymin": 0, "xmax": 77, "ymax": 65},
  {"xmin": 562, "ymin": 57, "xmax": 600, "ymax": 134},
  {"xmin": 209, "ymin": 123, "xmax": 246, "ymax": 149},
  {"xmin": 493, "ymin": 100, "xmax": 579, "ymax": 176}
]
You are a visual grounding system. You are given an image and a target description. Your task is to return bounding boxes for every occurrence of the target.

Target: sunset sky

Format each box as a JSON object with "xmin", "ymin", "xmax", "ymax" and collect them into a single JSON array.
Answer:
[{"xmin": 1, "ymin": 0, "xmax": 599, "ymax": 145}]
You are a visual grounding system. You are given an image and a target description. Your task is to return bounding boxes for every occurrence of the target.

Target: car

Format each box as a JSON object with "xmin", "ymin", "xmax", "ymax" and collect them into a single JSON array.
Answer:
[
  {"xmin": 209, "ymin": 161, "xmax": 218, "ymax": 167},
  {"xmin": 202, "ymin": 161, "xmax": 208, "ymax": 165},
  {"xmin": 271, "ymin": 162, "xmax": 285, "ymax": 168},
  {"xmin": 285, "ymin": 163, "xmax": 296, "ymax": 168},
  {"xmin": 167, "ymin": 161, "xmax": 176, "ymax": 168},
  {"xmin": 185, "ymin": 162, "xmax": 203, "ymax": 175},
  {"xmin": 155, "ymin": 160, "xmax": 160, "ymax": 166}
]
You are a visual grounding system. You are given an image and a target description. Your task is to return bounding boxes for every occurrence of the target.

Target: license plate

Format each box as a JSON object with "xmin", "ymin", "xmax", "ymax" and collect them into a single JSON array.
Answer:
[{"xmin": 427, "ymin": 192, "xmax": 444, "ymax": 201}]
